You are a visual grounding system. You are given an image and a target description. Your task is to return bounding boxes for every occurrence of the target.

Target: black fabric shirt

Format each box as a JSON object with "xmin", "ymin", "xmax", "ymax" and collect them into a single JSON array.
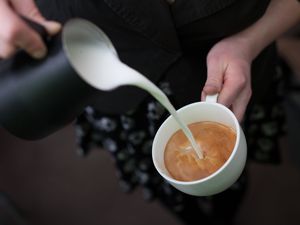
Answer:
[
  {"xmin": 170, "ymin": 0, "xmax": 237, "ymax": 27},
  {"xmin": 36, "ymin": 0, "xmax": 273, "ymax": 114}
]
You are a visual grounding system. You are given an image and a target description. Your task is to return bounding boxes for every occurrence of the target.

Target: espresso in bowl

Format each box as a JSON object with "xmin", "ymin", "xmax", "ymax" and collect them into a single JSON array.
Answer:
[
  {"xmin": 152, "ymin": 101, "xmax": 247, "ymax": 196},
  {"xmin": 164, "ymin": 121, "xmax": 236, "ymax": 182}
]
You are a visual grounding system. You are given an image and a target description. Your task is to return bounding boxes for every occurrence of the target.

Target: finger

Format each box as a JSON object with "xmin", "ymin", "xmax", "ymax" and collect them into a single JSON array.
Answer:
[
  {"xmin": 218, "ymin": 76, "xmax": 245, "ymax": 108},
  {"xmin": 231, "ymin": 89, "xmax": 252, "ymax": 122},
  {"xmin": 217, "ymin": 65, "xmax": 249, "ymax": 107},
  {"xmin": 11, "ymin": 0, "xmax": 61, "ymax": 35},
  {"xmin": 0, "ymin": 2, "xmax": 47, "ymax": 59},
  {"xmin": 0, "ymin": 40, "xmax": 17, "ymax": 58}
]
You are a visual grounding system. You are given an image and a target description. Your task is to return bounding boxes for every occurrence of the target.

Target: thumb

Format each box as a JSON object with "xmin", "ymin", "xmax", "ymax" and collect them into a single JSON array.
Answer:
[
  {"xmin": 203, "ymin": 61, "xmax": 224, "ymax": 96},
  {"xmin": 11, "ymin": 0, "xmax": 61, "ymax": 35}
]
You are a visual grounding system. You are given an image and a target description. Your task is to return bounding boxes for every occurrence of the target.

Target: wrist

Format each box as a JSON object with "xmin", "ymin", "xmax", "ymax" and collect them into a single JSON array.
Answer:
[{"xmin": 224, "ymin": 33, "xmax": 260, "ymax": 62}]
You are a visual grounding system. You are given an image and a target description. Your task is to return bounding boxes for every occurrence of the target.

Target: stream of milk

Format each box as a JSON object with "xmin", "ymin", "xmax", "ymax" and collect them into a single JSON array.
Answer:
[
  {"xmin": 113, "ymin": 60, "xmax": 204, "ymax": 159},
  {"xmin": 81, "ymin": 50, "xmax": 203, "ymax": 159}
]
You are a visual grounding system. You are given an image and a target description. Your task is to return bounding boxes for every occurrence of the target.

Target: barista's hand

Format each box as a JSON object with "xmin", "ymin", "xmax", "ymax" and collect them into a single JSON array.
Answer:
[
  {"xmin": 202, "ymin": 36, "xmax": 253, "ymax": 122},
  {"xmin": 0, "ymin": 0, "xmax": 61, "ymax": 59},
  {"xmin": 202, "ymin": 0, "xmax": 300, "ymax": 122}
]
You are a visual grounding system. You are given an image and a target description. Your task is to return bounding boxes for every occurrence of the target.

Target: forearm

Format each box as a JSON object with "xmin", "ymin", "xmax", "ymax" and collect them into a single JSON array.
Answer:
[
  {"xmin": 277, "ymin": 36, "xmax": 300, "ymax": 75},
  {"xmin": 231, "ymin": 0, "xmax": 300, "ymax": 61}
]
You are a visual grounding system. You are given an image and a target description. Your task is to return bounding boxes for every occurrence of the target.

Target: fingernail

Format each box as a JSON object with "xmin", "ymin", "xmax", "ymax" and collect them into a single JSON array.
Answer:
[
  {"xmin": 33, "ymin": 49, "xmax": 47, "ymax": 59},
  {"xmin": 45, "ymin": 21, "xmax": 62, "ymax": 35}
]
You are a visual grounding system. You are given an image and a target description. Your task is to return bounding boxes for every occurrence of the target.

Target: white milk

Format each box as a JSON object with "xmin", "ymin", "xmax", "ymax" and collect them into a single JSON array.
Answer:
[
  {"xmin": 102, "ymin": 54, "xmax": 204, "ymax": 159},
  {"xmin": 63, "ymin": 25, "xmax": 203, "ymax": 158}
]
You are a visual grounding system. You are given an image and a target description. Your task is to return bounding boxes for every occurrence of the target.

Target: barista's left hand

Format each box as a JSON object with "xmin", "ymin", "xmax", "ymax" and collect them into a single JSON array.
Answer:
[
  {"xmin": 202, "ymin": 36, "xmax": 252, "ymax": 122},
  {"xmin": 202, "ymin": 0, "xmax": 300, "ymax": 122}
]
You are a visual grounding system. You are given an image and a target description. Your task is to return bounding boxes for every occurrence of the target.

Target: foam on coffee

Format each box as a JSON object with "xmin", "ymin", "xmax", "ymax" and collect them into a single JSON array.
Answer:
[{"xmin": 164, "ymin": 121, "xmax": 236, "ymax": 182}]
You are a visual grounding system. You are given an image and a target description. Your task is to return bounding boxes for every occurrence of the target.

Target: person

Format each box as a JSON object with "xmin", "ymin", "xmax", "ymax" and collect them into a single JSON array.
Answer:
[
  {"xmin": 0, "ymin": 0, "xmax": 299, "ymax": 225},
  {"xmin": 0, "ymin": 0, "xmax": 61, "ymax": 59},
  {"xmin": 277, "ymin": 24, "xmax": 300, "ymax": 88},
  {"xmin": 277, "ymin": 24, "xmax": 300, "ymax": 167}
]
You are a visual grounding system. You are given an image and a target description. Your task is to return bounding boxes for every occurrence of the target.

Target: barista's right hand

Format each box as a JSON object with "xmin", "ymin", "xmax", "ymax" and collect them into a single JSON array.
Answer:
[{"xmin": 0, "ymin": 0, "xmax": 61, "ymax": 59}]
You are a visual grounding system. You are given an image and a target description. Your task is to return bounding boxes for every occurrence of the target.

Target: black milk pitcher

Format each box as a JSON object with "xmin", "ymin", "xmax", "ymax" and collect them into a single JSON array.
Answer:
[{"xmin": 0, "ymin": 17, "xmax": 121, "ymax": 140}]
